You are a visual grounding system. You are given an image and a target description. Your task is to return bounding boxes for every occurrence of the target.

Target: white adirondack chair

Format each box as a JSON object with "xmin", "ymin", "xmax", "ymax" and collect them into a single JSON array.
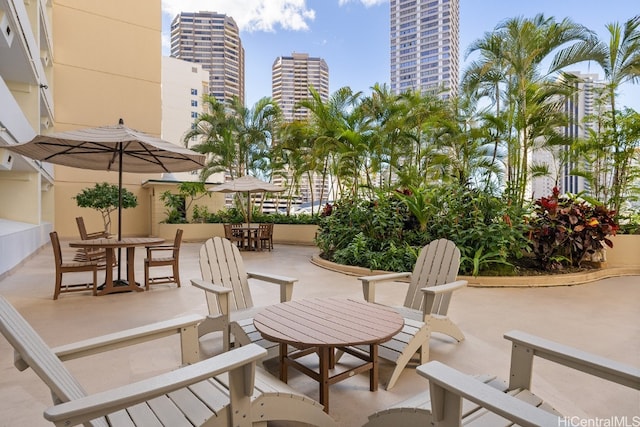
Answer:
[
  {"xmin": 0, "ymin": 295, "xmax": 336, "ymax": 427},
  {"xmin": 191, "ymin": 236, "xmax": 298, "ymax": 361},
  {"xmin": 365, "ymin": 330, "xmax": 640, "ymax": 427},
  {"xmin": 356, "ymin": 238, "xmax": 468, "ymax": 389}
]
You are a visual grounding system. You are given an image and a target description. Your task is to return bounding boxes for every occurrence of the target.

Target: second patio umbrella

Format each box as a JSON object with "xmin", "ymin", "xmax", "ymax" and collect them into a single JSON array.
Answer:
[{"xmin": 209, "ymin": 175, "xmax": 285, "ymax": 227}]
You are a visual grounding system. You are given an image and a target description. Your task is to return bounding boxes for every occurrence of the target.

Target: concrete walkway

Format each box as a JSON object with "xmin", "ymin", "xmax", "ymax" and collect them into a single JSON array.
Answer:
[{"xmin": 0, "ymin": 240, "xmax": 638, "ymax": 426}]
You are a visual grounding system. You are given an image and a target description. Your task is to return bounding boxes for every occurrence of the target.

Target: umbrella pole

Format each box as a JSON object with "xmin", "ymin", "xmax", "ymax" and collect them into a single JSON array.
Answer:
[
  {"xmin": 247, "ymin": 191, "xmax": 251, "ymax": 227},
  {"xmin": 116, "ymin": 143, "xmax": 123, "ymax": 283},
  {"xmin": 247, "ymin": 191, "xmax": 252, "ymax": 250}
]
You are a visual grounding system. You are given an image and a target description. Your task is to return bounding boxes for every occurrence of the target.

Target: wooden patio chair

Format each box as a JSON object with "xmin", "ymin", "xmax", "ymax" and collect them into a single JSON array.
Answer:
[
  {"xmin": 74, "ymin": 216, "xmax": 110, "ymax": 263},
  {"xmin": 258, "ymin": 223, "xmax": 274, "ymax": 251},
  {"xmin": 0, "ymin": 295, "xmax": 336, "ymax": 427},
  {"xmin": 365, "ymin": 330, "xmax": 640, "ymax": 427},
  {"xmin": 144, "ymin": 228, "xmax": 183, "ymax": 290},
  {"xmin": 50, "ymin": 231, "xmax": 99, "ymax": 300},
  {"xmin": 223, "ymin": 223, "xmax": 244, "ymax": 248},
  {"xmin": 350, "ymin": 238, "xmax": 468, "ymax": 389},
  {"xmin": 191, "ymin": 236, "xmax": 298, "ymax": 362},
  {"xmin": 76, "ymin": 216, "xmax": 110, "ymax": 240}
]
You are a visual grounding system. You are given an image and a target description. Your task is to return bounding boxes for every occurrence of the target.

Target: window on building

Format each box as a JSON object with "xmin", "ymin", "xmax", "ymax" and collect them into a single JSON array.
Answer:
[{"xmin": 191, "ymin": 88, "xmax": 198, "ymax": 95}]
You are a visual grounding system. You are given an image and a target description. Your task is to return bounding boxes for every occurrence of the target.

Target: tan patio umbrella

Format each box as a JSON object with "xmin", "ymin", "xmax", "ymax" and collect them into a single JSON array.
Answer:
[
  {"xmin": 209, "ymin": 175, "xmax": 285, "ymax": 226},
  {"xmin": 6, "ymin": 119, "xmax": 205, "ymax": 281}
]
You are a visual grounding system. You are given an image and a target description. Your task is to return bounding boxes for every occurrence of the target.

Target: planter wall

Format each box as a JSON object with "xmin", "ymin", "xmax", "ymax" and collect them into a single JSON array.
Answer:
[
  {"xmin": 156, "ymin": 223, "xmax": 318, "ymax": 246},
  {"xmin": 157, "ymin": 223, "xmax": 224, "ymax": 242},
  {"xmin": 272, "ymin": 224, "xmax": 318, "ymax": 246},
  {"xmin": 605, "ymin": 234, "xmax": 640, "ymax": 267}
]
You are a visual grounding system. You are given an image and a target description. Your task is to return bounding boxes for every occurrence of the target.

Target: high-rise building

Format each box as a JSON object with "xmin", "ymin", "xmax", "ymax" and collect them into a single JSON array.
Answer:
[
  {"xmin": 170, "ymin": 11, "xmax": 245, "ymax": 105},
  {"xmin": 272, "ymin": 53, "xmax": 329, "ymax": 122},
  {"xmin": 271, "ymin": 53, "xmax": 331, "ymax": 206},
  {"xmin": 390, "ymin": 0, "xmax": 459, "ymax": 99},
  {"xmin": 561, "ymin": 72, "xmax": 603, "ymax": 195}
]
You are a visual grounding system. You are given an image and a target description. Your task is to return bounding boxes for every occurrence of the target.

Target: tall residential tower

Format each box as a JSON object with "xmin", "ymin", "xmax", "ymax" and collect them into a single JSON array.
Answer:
[
  {"xmin": 170, "ymin": 11, "xmax": 245, "ymax": 105},
  {"xmin": 390, "ymin": 0, "xmax": 459, "ymax": 99},
  {"xmin": 272, "ymin": 53, "xmax": 329, "ymax": 122},
  {"xmin": 271, "ymin": 53, "xmax": 331, "ymax": 206}
]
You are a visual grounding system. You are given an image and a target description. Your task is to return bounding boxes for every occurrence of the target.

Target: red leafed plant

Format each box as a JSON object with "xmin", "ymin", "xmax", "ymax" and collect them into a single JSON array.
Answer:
[{"xmin": 527, "ymin": 187, "xmax": 619, "ymax": 270}]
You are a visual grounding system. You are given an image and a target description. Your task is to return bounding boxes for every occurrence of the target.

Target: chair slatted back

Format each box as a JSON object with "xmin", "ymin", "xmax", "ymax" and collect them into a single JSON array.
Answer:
[
  {"xmin": 172, "ymin": 228, "xmax": 184, "ymax": 259},
  {"xmin": 199, "ymin": 237, "xmax": 254, "ymax": 315},
  {"xmin": 404, "ymin": 239, "xmax": 461, "ymax": 316},
  {"xmin": 76, "ymin": 216, "xmax": 90, "ymax": 239},
  {"xmin": 0, "ymin": 297, "xmax": 90, "ymax": 406},
  {"xmin": 223, "ymin": 223, "xmax": 234, "ymax": 239},
  {"xmin": 258, "ymin": 223, "xmax": 270, "ymax": 238},
  {"xmin": 50, "ymin": 231, "xmax": 64, "ymax": 269}
]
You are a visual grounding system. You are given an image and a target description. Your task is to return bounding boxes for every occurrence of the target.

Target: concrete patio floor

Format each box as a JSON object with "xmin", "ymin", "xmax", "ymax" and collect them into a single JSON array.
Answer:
[{"xmin": 0, "ymin": 240, "xmax": 638, "ymax": 426}]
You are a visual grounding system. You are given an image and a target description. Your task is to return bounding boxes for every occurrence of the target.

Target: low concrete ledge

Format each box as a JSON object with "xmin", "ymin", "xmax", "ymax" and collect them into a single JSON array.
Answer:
[{"xmin": 310, "ymin": 255, "xmax": 640, "ymax": 288}]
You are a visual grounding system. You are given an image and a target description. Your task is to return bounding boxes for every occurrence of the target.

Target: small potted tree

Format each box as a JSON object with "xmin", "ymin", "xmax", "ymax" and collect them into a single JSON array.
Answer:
[{"xmin": 74, "ymin": 182, "xmax": 138, "ymax": 234}]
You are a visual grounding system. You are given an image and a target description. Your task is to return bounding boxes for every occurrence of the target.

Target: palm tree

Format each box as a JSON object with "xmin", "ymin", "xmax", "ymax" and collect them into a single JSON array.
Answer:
[
  {"xmin": 227, "ymin": 96, "xmax": 282, "ymax": 178},
  {"xmin": 551, "ymin": 15, "xmax": 640, "ymax": 213},
  {"xmin": 359, "ymin": 83, "xmax": 404, "ymax": 191},
  {"xmin": 184, "ymin": 94, "xmax": 239, "ymax": 180},
  {"xmin": 464, "ymin": 14, "xmax": 598, "ymax": 208},
  {"xmin": 184, "ymin": 96, "xmax": 282, "ymax": 218},
  {"xmin": 394, "ymin": 90, "xmax": 448, "ymax": 187},
  {"xmin": 298, "ymin": 86, "xmax": 361, "ymax": 203}
]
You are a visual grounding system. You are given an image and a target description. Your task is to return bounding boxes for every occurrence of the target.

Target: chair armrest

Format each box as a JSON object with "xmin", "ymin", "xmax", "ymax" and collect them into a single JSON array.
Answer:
[
  {"xmin": 146, "ymin": 245, "xmax": 177, "ymax": 255},
  {"xmin": 191, "ymin": 278, "xmax": 233, "ymax": 321},
  {"xmin": 419, "ymin": 280, "xmax": 467, "ymax": 317},
  {"xmin": 421, "ymin": 280, "xmax": 468, "ymax": 295},
  {"xmin": 146, "ymin": 244, "xmax": 175, "ymax": 250},
  {"xmin": 190, "ymin": 278, "xmax": 233, "ymax": 296},
  {"xmin": 504, "ymin": 330, "xmax": 640, "ymax": 390},
  {"xmin": 417, "ymin": 361, "xmax": 564, "ymax": 427},
  {"xmin": 358, "ymin": 272, "xmax": 411, "ymax": 302},
  {"xmin": 247, "ymin": 271, "xmax": 298, "ymax": 302},
  {"xmin": 47, "ymin": 314, "xmax": 204, "ymax": 366},
  {"xmin": 44, "ymin": 344, "xmax": 267, "ymax": 427}
]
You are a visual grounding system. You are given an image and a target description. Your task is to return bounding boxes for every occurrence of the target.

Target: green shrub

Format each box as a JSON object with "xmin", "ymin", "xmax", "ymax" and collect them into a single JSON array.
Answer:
[
  {"xmin": 419, "ymin": 184, "xmax": 529, "ymax": 276},
  {"xmin": 316, "ymin": 184, "xmax": 530, "ymax": 276}
]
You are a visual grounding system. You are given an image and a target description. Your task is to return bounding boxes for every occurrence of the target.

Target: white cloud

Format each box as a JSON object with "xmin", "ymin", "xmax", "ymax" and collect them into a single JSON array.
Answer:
[
  {"xmin": 161, "ymin": 0, "xmax": 315, "ymax": 32},
  {"xmin": 338, "ymin": 0, "xmax": 388, "ymax": 7}
]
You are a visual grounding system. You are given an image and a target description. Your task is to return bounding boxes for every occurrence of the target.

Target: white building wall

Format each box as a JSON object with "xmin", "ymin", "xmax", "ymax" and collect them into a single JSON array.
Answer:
[
  {"xmin": 161, "ymin": 56, "xmax": 209, "ymax": 182},
  {"xmin": 0, "ymin": 0, "xmax": 55, "ymax": 276}
]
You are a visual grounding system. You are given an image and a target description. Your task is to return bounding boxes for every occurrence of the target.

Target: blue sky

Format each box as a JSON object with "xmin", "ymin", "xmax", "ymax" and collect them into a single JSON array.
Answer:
[{"xmin": 161, "ymin": 0, "xmax": 639, "ymax": 111}]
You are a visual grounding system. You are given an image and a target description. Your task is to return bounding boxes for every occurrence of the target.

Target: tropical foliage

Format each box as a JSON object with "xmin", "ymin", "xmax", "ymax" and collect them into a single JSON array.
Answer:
[
  {"xmin": 160, "ymin": 182, "xmax": 209, "ymax": 224},
  {"xmin": 527, "ymin": 187, "xmax": 619, "ymax": 270},
  {"xmin": 180, "ymin": 14, "xmax": 638, "ymax": 274}
]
